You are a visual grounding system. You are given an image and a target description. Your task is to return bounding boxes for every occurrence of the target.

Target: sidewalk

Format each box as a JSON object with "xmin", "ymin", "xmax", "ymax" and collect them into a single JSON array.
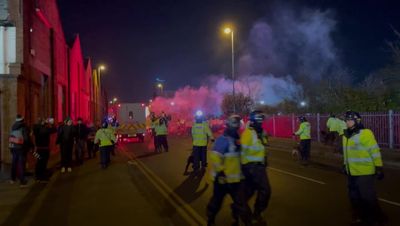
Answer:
[
  {"xmin": 0, "ymin": 151, "xmax": 60, "ymax": 225},
  {"xmin": 269, "ymin": 137, "xmax": 400, "ymax": 169}
]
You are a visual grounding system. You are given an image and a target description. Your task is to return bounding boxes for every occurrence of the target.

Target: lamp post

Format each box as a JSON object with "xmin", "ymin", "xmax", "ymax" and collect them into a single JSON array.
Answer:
[
  {"xmin": 224, "ymin": 27, "xmax": 235, "ymax": 113},
  {"xmin": 96, "ymin": 65, "xmax": 106, "ymax": 122}
]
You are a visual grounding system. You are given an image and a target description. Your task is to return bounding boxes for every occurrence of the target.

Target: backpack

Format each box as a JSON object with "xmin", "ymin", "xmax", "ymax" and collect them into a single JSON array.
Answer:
[{"xmin": 9, "ymin": 129, "xmax": 24, "ymax": 148}]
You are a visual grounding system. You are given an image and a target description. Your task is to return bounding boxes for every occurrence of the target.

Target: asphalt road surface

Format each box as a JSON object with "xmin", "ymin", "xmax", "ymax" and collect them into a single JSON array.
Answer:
[{"xmin": 2, "ymin": 135, "xmax": 399, "ymax": 226}]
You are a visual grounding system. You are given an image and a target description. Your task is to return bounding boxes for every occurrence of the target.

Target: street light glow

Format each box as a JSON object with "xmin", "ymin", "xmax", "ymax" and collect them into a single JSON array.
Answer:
[
  {"xmin": 300, "ymin": 101, "xmax": 307, "ymax": 107},
  {"xmin": 224, "ymin": 27, "xmax": 232, "ymax": 34},
  {"xmin": 113, "ymin": 97, "xmax": 118, "ymax": 102},
  {"xmin": 260, "ymin": 100, "xmax": 265, "ymax": 105},
  {"xmin": 99, "ymin": 65, "xmax": 106, "ymax": 70},
  {"xmin": 157, "ymin": 83, "xmax": 163, "ymax": 88}
]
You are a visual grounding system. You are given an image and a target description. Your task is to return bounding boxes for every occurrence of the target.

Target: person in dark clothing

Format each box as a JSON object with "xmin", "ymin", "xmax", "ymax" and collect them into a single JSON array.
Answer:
[
  {"xmin": 33, "ymin": 118, "xmax": 57, "ymax": 182},
  {"xmin": 86, "ymin": 123, "xmax": 97, "ymax": 159},
  {"xmin": 56, "ymin": 117, "xmax": 75, "ymax": 173},
  {"xmin": 9, "ymin": 115, "xmax": 31, "ymax": 187},
  {"xmin": 75, "ymin": 118, "xmax": 88, "ymax": 165}
]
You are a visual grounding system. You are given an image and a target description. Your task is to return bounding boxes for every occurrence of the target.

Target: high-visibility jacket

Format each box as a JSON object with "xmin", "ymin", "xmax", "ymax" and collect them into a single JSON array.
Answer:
[
  {"xmin": 94, "ymin": 128, "xmax": 116, "ymax": 147},
  {"xmin": 326, "ymin": 117, "xmax": 336, "ymax": 132},
  {"xmin": 154, "ymin": 119, "xmax": 168, "ymax": 135},
  {"xmin": 343, "ymin": 129, "xmax": 383, "ymax": 176},
  {"xmin": 295, "ymin": 122, "xmax": 311, "ymax": 140},
  {"xmin": 338, "ymin": 120, "xmax": 347, "ymax": 136},
  {"xmin": 240, "ymin": 127, "xmax": 267, "ymax": 165},
  {"xmin": 210, "ymin": 135, "xmax": 242, "ymax": 183},
  {"xmin": 191, "ymin": 122, "xmax": 213, "ymax": 146},
  {"xmin": 327, "ymin": 117, "xmax": 346, "ymax": 135}
]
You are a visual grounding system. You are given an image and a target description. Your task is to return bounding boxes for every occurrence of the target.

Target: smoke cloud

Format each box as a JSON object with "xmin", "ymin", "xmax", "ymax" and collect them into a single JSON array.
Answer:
[
  {"xmin": 150, "ymin": 4, "xmax": 340, "ymax": 126},
  {"xmin": 239, "ymin": 6, "xmax": 340, "ymax": 80}
]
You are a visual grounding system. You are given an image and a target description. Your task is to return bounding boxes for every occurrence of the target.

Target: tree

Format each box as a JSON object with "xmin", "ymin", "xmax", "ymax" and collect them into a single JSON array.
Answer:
[{"xmin": 221, "ymin": 93, "xmax": 254, "ymax": 115}]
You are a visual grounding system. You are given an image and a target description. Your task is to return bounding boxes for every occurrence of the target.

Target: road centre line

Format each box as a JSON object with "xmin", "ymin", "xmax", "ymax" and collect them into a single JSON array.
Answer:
[
  {"xmin": 122, "ymin": 147, "xmax": 207, "ymax": 225},
  {"xmin": 268, "ymin": 167, "xmax": 327, "ymax": 185}
]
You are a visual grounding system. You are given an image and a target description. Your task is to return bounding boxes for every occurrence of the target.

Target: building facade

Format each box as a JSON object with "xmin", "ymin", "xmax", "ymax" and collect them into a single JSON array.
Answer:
[{"xmin": 0, "ymin": 0, "xmax": 107, "ymax": 164}]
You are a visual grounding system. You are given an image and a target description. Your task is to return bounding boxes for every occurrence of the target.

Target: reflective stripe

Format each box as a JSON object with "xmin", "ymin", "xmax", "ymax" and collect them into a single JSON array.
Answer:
[
  {"xmin": 347, "ymin": 157, "xmax": 373, "ymax": 163},
  {"xmin": 242, "ymin": 144, "xmax": 264, "ymax": 151},
  {"xmin": 224, "ymin": 152, "xmax": 239, "ymax": 157},
  {"xmin": 372, "ymin": 152, "xmax": 382, "ymax": 158},
  {"xmin": 211, "ymin": 151, "xmax": 223, "ymax": 157},
  {"xmin": 243, "ymin": 156, "xmax": 264, "ymax": 162}
]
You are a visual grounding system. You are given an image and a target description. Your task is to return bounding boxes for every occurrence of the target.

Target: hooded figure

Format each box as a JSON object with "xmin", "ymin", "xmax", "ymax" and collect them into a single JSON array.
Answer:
[
  {"xmin": 9, "ymin": 115, "xmax": 31, "ymax": 186},
  {"xmin": 56, "ymin": 117, "xmax": 75, "ymax": 173}
]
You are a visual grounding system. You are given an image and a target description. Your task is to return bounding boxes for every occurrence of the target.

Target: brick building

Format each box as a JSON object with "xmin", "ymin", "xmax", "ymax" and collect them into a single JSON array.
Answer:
[{"xmin": 0, "ymin": 0, "xmax": 107, "ymax": 164}]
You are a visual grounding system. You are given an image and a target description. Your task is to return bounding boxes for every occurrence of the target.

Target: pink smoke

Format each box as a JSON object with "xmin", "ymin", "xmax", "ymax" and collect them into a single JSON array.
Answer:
[{"xmin": 150, "ymin": 86, "xmax": 224, "ymax": 135}]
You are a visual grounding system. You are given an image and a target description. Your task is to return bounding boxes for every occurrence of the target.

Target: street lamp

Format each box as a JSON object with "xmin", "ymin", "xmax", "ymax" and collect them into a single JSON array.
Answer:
[
  {"xmin": 224, "ymin": 26, "xmax": 235, "ymax": 113},
  {"xmin": 157, "ymin": 83, "xmax": 163, "ymax": 95},
  {"xmin": 113, "ymin": 97, "xmax": 118, "ymax": 102}
]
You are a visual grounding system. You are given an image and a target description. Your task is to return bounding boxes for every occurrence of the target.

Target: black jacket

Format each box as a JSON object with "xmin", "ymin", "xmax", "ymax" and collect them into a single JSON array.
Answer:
[
  {"xmin": 33, "ymin": 123, "xmax": 57, "ymax": 148},
  {"xmin": 56, "ymin": 124, "xmax": 75, "ymax": 145},
  {"xmin": 75, "ymin": 123, "xmax": 88, "ymax": 140}
]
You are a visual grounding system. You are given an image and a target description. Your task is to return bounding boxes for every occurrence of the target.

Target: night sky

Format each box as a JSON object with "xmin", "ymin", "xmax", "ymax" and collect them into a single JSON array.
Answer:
[{"xmin": 57, "ymin": 0, "xmax": 400, "ymax": 102}]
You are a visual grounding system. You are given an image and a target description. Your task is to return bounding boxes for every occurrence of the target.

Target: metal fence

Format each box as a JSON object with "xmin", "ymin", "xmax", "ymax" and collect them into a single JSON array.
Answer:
[{"xmin": 264, "ymin": 110, "xmax": 400, "ymax": 149}]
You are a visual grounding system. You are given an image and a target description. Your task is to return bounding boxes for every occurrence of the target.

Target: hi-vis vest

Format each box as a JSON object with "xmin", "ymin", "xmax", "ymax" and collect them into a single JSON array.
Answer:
[
  {"xmin": 343, "ymin": 129, "xmax": 383, "ymax": 176},
  {"xmin": 95, "ymin": 128, "xmax": 116, "ymax": 147},
  {"xmin": 154, "ymin": 119, "xmax": 168, "ymax": 135},
  {"xmin": 240, "ymin": 127, "xmax": 267, "ymax": 165},
  {"xmin": 295, "ymin": 122, "xmax": 311, "ymax": 140},
  {"xmin": 210, "ymin": 135, "xmax": 242, "ymax": 183},
  {"xmin": 191, "ymin": 122, "xmax": 213, "ymax": 146}
]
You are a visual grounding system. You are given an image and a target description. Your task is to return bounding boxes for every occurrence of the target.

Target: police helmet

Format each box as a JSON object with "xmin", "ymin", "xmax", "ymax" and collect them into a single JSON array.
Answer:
[
  {"xmin": 249, "ymin": 111, "xmax": 265, "ymax": 124},
  {"xmin": 298, "ymin": 116, "xmax": 307, "ymax": 122},
  {"xmin": 226, "ymin": 115, "xmax": 241, "ymax": 129},
  {"xmin": 345, "ymin": 110, "xmax": 361, "ymax": 123}
]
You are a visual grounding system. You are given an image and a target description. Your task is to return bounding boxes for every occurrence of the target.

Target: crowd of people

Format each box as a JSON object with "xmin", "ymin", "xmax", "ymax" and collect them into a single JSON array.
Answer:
[
  {"xmin": 8, "ymin": 115, "xmax": 117, "ymax": 187},
  {"xmin": 7, "ymin": 109, "xmax": 386, "ymax": 226}
]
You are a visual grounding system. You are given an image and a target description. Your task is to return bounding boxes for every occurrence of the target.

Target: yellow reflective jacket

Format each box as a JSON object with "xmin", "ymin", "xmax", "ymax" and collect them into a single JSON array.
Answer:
[
  {"xmin": 94, "ymin": 128, "xmax": 116, "ymax": 147},
  {"xmin": 240, "ymin": 127, "xmax": 267, "ymax": 165},
  {"xmin": 191, "ymin": 122, "xmax": 213, "ymax": 146},
  {"xmin": 343, "ymin": 129, "xmax": 383, "ymax": 176},
  {"xmin": 295, "ymin": 122, "xmax": 311, "ymax": 140},
  {"xmin": 154, "ymin": 119, "xmax": 168, "ymax": 135},
  {"xmin": 210, "ymin": 135, "xmax": 242, "ymax": 183},
  {"xmin": 326, "ymin": 117, "xmax": 336, "ymax": 132}
]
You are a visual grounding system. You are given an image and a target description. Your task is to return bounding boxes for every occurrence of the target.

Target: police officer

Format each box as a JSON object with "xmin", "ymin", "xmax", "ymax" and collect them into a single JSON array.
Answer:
[
  {"xmin": 294, "ymin": 116, "xmax": 311, "ymax": 165},
  {"xmin": 191, "ymin": 111, "xmax": 214, "ymax": 174},
  {"xmin": 94, "ymin": 121, "xmax": 116, "ymax": 169},
  {"xmin": 241, "ymin": 110, "xmax": 271, "ymax": 223},
  {"xmin": 207, "ymin": 115, "xmax": 251, "ymax": 226},
  {"xmin": 154, "ymin": 114, "xmax": 169, "ymax": 152},
  {"xmin": 342, "ymin": 111, "xmax": 386, "ymax": 225}
]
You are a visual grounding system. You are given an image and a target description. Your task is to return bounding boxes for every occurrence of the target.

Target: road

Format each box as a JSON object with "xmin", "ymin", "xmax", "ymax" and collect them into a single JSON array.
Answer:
[{"xmin": 1, "ymin": 135, "xmax": 399, "ymax": 226}]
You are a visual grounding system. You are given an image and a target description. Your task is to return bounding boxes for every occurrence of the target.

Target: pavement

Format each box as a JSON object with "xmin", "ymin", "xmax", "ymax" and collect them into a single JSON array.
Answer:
[{"xmin": 0, "ymin": 135, "xmax": 399, "ymax": 226}]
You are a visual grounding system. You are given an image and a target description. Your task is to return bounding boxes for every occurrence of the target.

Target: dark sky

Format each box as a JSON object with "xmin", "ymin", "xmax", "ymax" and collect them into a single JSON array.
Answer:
[{"xmin": 57, "ymin": 0, "xmax": 400, "ymax": 102}]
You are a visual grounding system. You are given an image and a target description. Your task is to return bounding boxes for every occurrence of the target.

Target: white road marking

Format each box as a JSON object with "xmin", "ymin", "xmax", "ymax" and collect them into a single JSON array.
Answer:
[
  {"xmin": 268, "ymin": 167, "xmax": 326, "ymax": 185},
  {"xmin": 378, "ymin": 198, "xmax": 400, "ymax": 207}
]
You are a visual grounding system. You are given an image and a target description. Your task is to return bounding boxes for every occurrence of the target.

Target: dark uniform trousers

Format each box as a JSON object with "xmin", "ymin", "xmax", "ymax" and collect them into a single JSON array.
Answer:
[
  {"xmin": 300, "ymin": 139, "xmax": 311, "ymax": 161},
  {"xmin": 193, "ymin": 146, "xmax": 207, "ymax": 171},
  {"xmin": 242, "ymin": 163, "xmax": 271, "ymax": 216},
  {"xmin": 207, "ymin": 180, "xmax": 251, "ymax": 224},
  {"xmin": 348, "ymin": 175, "xmax": 385, "ymax": 225}
]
